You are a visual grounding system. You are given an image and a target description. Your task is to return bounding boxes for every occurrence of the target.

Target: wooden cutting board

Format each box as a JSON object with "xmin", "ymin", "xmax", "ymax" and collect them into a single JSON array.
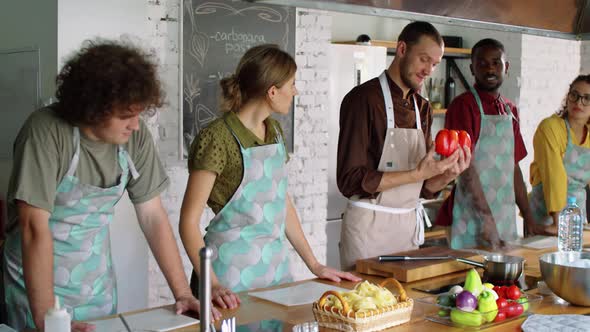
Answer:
[{"xmin": 355, "ymin": 247, "xmax": 482, "ymax": 282}]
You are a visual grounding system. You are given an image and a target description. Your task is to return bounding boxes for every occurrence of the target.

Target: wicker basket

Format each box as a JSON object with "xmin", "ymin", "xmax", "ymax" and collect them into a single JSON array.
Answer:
[{"xmin": 312, "ymin": 278, "xmax": 413, "ymax": 332}]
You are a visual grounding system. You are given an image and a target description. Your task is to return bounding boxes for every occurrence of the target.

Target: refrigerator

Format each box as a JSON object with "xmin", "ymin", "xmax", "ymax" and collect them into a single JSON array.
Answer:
[{"xmin": 325, "ymin": 43, "xmax": 387, "ymax": 268}]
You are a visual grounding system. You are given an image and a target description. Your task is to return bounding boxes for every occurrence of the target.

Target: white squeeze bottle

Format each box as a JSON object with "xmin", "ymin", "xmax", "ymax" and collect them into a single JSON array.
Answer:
[
  {"xmin": 44, "ymin": 296, "xmax": 71, "ymax": 332},
  {"xmin": 558, "ymin": 196, "xmax": 583, "ymax": 252}
]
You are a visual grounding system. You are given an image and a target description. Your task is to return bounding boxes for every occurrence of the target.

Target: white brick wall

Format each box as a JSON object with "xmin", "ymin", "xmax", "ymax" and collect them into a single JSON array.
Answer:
[
  {"xmin": 518, "ymin": 35, "xmax": 580, "ymax": 197},
  {"xmin": 145, "ymin": 0, "xmax": 184, "ymax": 306},
  {"xmin": 581, "ymin": 41, "xmax": 590, "ymax": 73},
  {"xmin": 285, "ymin": 8, "xmax": 333, "ymax": 281}
]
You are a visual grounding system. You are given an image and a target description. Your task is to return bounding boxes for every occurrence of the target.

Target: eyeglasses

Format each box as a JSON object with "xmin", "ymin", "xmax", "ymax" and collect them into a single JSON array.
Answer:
[{"xmin": 567, "ymin": 91, "xmax": 590, "ymax": 106}]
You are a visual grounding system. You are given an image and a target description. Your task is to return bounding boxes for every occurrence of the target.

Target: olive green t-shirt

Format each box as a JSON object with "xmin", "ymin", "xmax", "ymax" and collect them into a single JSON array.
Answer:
[
  {"xmin": 5, "ymin": 106, "xmax": 169, "ymax": 233},
  {"xmin": 188, "ymin": 111, "xmax": 287, "ymax": 214}
]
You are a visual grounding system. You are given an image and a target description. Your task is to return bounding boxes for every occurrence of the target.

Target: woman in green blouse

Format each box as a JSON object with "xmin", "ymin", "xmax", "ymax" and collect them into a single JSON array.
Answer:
[{"xmin": 179, "ymin": 44, "xmax": 360, "ymax": 310}]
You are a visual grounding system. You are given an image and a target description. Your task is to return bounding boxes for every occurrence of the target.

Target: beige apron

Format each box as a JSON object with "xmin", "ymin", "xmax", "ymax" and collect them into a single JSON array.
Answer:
[{"xmin": 339, "ymin": 71, "xmax": 429, "ymax": 271}]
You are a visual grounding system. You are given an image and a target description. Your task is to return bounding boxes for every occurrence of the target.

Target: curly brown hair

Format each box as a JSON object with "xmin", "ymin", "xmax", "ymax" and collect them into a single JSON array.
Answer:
[
  {"xmin": 557, "ymin": 74, "xmax": 590, "ymax": 121},
  {"xmin": 55, "ymin": 39, "xmax": 164, "ymax": 126}
]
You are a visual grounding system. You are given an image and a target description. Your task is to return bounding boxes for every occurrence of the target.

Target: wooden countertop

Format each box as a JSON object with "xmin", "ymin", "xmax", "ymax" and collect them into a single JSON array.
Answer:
[{"xmin": 126, "ymin": 232, "xmax": 590, "ymax": 331}]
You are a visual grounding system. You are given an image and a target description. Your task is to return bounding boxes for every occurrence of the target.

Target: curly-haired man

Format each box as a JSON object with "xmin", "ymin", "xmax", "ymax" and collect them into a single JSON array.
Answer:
[{"xmin": 1, "ymin": 40, "xmax": 220, "ymax": 331}]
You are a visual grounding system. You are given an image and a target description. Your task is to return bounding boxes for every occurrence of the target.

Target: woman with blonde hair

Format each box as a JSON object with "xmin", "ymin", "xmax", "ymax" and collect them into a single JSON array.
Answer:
[
  {"xmin": 529, "ymin": 74, "xmax": 590, "ymax": 234},
  {"xmin": 180, "ymin": 44, "xmax": 359, "ymax": 310}
]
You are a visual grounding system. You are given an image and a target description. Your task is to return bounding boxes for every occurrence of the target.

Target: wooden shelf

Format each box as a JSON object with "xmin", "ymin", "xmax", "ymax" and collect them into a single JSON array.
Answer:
[
  {"xmin": 433, "ymin": 108, "xmax": 447, "ymax": 115},
  {"xmin": 424, "ymin": 226, "xmax": 447, "ymax": 239},
  {"xmin": 333, "ymin": 40, "xmax": 471, "ymax": 57}
]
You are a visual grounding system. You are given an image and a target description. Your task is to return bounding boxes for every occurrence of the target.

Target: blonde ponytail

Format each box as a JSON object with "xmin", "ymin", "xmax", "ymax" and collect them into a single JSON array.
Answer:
[
  {"xmin": 218, "ymin": 44, "xmax": 296, "ymax": 113},
  {"xmin": 219, "ymin": 74, "xmax": 242, "ymax": 112}
]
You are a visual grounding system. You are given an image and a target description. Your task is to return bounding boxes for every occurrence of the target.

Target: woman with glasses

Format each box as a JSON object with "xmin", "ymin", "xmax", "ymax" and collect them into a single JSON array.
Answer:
[{"xmin": 529, "ymin": 74, "xmax": 590, "ymax": 234}]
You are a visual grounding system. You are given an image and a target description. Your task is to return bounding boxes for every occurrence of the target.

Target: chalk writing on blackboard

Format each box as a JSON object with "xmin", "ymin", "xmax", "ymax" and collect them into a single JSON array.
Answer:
[{"xmin": 182, "ymin": 0, "xmax": 295, "ymax": 158}]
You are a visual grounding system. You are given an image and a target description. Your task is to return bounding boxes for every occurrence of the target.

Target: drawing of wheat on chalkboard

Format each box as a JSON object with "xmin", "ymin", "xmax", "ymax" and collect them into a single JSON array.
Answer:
[
  {"xmin": 183, "ymin": 73, "xmax": 217, "ymax": 135},
  {"xmin": 183, "ymin": 73, "xmax": 200, "ymax": 120},
  {"xmin": 189, "ymin": 32, "xmax": 209, "ymax": 67},
  {"xmin": 185, "ymin": 0, "xmax": 209, "ymax": 67}
]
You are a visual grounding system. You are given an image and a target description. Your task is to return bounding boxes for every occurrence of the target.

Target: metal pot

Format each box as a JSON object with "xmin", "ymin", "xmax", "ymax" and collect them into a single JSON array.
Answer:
[
  {"xmin": 456, "ymin": 254, "xmax": 525, "ymax": 282},
  {"xmin": 378, "ymin": 253, "xmax": 525, "ymax": 282}
]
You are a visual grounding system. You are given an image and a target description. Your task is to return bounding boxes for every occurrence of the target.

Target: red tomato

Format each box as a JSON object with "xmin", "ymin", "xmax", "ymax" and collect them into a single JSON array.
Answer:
[
  {"xmin": 494, "ymin": 311, "xmax": 507, "ymax": 322},
  {"xmin": 457, "ymin": 130, "xmax": 472, "ymax": 151},
  {"xmin": 493, "ymin": 286, "xmax": 506, "ymax": 299},
  {"xmin": 505, "ymin": 303, "xmax": 524, "ymax": 317},
  {"xmin": 496, "ymin": 298, "xmax": 509, "ymax": 312},
  {"xmin": 505, "ymin": 285, "xmax": 521, "ymax": 300},
  {"xmin": 504, "ymin": 303, "xmax": 517, "ymax": 317},
  {"xmin": 511, "ymin": 303, "xmax": 524, "ymax": 317},
  {"xmin": 435, "ymin": 129, "xmax": 459, "ymax": 157}
]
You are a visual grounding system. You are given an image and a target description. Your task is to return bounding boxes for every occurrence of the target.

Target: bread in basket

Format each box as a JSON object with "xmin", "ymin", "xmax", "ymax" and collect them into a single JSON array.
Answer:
[{"xmin": 312, "ymin": 278, "xmax": 413, "ymax": 332}]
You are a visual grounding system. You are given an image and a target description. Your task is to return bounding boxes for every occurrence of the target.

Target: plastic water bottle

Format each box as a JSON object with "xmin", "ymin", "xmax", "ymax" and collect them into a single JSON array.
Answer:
[
  {"xmin": 558, "ymin": 196, "xmax": 583, "ymax": 252},
  {"xmin": 44, "ymin": 296, "xmax": 71, "ymax": 332}
]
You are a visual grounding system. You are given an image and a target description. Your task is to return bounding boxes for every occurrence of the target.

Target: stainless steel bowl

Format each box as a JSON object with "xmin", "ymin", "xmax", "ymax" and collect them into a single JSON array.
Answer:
[{"xmin": 539, "ymin": 251, "xmax": 590, "ymax": 306}]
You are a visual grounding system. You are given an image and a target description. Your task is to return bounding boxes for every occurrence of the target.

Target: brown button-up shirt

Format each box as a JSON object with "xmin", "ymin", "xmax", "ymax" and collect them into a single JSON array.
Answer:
[{"xmin": 337, "ymin": 74, "xmax": 433, "ymax": 199}]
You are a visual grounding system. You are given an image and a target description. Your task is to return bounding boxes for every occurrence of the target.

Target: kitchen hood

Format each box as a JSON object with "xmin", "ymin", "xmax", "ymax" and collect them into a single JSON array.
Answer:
[{"xmin": 248, "ymin": 0, "xmax": 590, "ymax": 40}]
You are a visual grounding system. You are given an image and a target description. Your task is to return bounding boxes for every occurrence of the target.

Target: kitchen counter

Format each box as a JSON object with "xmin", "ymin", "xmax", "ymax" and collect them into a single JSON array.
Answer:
[{"xmin": 127, "ymin": 231, "xmax": 590, "ymax": 331}]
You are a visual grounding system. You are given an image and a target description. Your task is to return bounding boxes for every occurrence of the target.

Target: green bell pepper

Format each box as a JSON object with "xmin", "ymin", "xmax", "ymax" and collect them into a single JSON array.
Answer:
[{"xmin": 477, "ymin": 290, "xmax": 498, "ymax": 323}]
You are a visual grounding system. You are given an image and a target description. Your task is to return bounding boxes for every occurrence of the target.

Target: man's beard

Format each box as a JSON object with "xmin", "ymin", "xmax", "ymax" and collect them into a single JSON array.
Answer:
[
  {"xmin": 399, "ymin": 57, "xmax": 420, "ymax": 91},
  {"xmin": 475, "ymin": 79, "xmax": 502, "ymax": 92}
]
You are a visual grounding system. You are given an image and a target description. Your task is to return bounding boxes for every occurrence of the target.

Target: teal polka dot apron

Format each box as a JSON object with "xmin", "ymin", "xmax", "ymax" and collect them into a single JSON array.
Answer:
[
  {"xmin": 529, "ymin": 118, "xmax": 590, "ymax": 225},
  {"xmin": 3, "ymin": 127, "xmax": 139, "ymax": 330},
  {"xmin": 451, "ymin": 89, "xmax": 518, "ymax": 249},
  {"xmin": 203, "ymin": 120, "xmax": 291, "ymax": 292}
]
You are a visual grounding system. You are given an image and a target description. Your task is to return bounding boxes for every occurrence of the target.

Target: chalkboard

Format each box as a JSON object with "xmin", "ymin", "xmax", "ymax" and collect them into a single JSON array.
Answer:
[
  {"xmin": 182, "ymin": 0, "xmax": 295, "ymax": 158},
  {"xmin": 0, "ymin": 48, "xmax": 40, "ymax": 160}
]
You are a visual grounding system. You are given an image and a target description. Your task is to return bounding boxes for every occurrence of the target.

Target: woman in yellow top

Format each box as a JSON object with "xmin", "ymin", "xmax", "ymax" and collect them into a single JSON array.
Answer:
[
  {"xmin": 179, "ymin": 44, "xmax": 360, "ymax": 311},
  {"xmin": 529, "ymin": 75, "xmax": 590, "ymax": 233}
]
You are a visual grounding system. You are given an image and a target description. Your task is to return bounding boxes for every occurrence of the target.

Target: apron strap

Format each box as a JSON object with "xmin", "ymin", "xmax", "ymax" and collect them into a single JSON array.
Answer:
[
  {"xmin": 413, "ymin": 96, "xmax": 421, "ymax": 130},
  {"xmin": 223, "ymin": 117, "xmax": 285, "ymax": 155},
  {"xmin": 379, "ymin": 72, "xmax": 396, "ymax": 129},
  {"xmin": 68, "ymin": 127, "xmax": 140, "ymax": 180},
  {"xmin": 65, "ymin": 128, "xmax": 82, "ymax": 177},
  {"xmin": 470, "ymin": 87, "xmax": 518, "ymax": 122},
  {"xmin": 414, "ymin": 201, "xmax": 432, "ymax": 246},
  {"xmin": 469, "ymin": 86, "xmax": 486, "ymax": 117},
  {"xmin": 223, "ymin": 118, "xmax": 245, "ymax": 150},
  {"xmin": 122, "ymin": 148, "xmax": 140, "ymax": 180},
  {"xmin": 378, "ymin": 71, "xmax": 421, "ymax": 130},
  {"xmin": 564, "ymin": 117, "xmax": 573, "ymax": 146},
  {"xmin": 269, "ymin": 121, "xmax": 282, "ymax": 145},
  {"xmin": 498, "ymin": 95, "xmax": 518, "ymax": 123}
]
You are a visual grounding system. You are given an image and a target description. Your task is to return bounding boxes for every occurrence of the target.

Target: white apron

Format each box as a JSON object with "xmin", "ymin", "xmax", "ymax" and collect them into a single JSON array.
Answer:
[{"xmin": 339, "ymin": 71, "xmax": 429, "ymax": 271}]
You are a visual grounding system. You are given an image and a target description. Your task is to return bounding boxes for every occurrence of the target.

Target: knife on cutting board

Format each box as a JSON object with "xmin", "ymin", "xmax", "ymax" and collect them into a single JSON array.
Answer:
[{"xmin": 378, "ymin": 255, "xmax": 453, "ymax": 262}]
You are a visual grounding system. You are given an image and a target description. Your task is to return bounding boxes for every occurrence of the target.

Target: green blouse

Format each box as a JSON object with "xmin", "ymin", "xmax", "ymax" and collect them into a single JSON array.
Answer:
[{"xmin": 188, "ymin": 111, "xmax": 288, "ymax": 214}]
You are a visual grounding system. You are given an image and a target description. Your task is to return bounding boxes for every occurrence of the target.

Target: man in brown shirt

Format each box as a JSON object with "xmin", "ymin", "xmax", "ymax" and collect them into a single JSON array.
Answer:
[{"xmin": 337, "ymin": 21, "xmax": 471, "ymax": 270}]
